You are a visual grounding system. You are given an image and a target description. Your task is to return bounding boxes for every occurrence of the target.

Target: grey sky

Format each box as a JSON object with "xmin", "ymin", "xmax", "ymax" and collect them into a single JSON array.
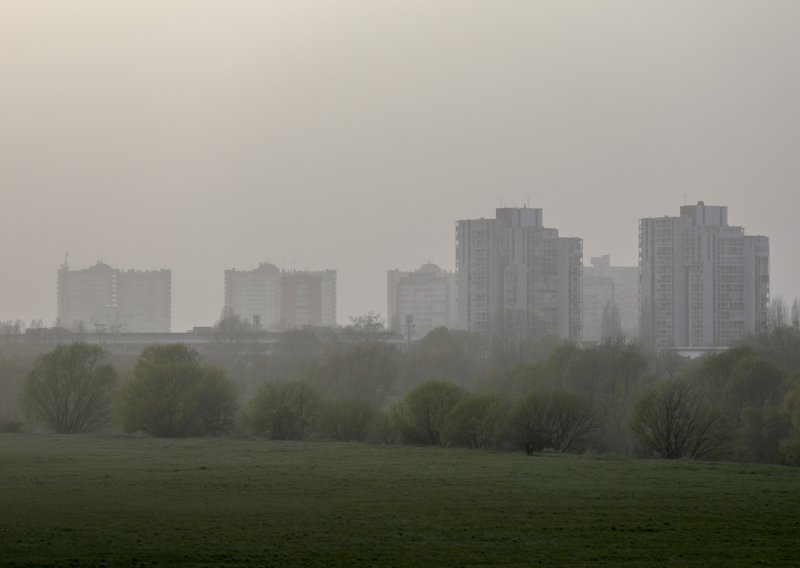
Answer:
[{"xmin": 2, "ymin": 1, "xmax": 799, "ymax": 331}]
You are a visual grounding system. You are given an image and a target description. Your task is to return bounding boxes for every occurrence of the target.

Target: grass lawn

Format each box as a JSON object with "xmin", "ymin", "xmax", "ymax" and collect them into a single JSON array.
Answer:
[{"xmin": 1, "ymin": 434, "xmax": 799, "ymax": 566}]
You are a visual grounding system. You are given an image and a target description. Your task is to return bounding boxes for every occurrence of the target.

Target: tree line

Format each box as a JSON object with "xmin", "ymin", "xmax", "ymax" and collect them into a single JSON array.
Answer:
[{"xmin": 7, "ymin": 312, "xmax": 800, "ymax": 466}]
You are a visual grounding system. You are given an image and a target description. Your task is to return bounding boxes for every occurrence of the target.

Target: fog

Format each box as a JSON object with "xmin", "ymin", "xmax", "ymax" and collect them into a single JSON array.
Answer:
[{"xmin": 2, "ymin": 1, "xmax": 799, "ymax": 331}]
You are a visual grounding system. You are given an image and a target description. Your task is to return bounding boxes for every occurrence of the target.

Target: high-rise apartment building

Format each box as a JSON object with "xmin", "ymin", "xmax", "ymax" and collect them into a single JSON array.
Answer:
[
  {"xmin": 582, "ymin": 255, "xmax": 638, "ymax": 342},
  {"xmin": 639, "ymin": 202, "xmax": 769, "ymax": 349},
  {"xmin": 224, "ymin": 266, "xmax": 336, "ymax": 329},
  {"xmin": 57, "ymin": 261, "xmax": 171, "ymax": 332},
  {"xmin": 224, "ymin": 263, "xmax": 281, "ymax": 329},
  {"xmin": 455, "ymin": 207, "xmax": 582, "ymax": 343},
  {"xmin": 280, "ymin": 270, "xmax": 337, "ymax": 329},
  {"xmin": 387, "ymin": 263, "xmax": 456, "ymax": 341}
]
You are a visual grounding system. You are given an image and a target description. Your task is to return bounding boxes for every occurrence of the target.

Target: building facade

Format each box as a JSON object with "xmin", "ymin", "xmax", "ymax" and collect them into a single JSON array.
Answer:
[
  {"xmin": 639, "ymin": 202, "xmax": 769, "ymax": 349},
  {"xmin": 57, "ymin": 261, "xmax": 171, "ymax": 333},
  {"xmin": 224, "ymin": 263, "xmax": 281, "ymax": 329},
  {"xmin": 387, "ymin": 263, "xmax": 456, "ymax": 341},
  {"xmin": 455, "ymin": 207, "xmax": 582, "ymax": 343},
  {"xmin": 280, "ymin": 270, "xmax": 337, "ymax": 329},
  {"xmin": 582, "ymin": 255, "xmax": 638, "ymax": 343},
  {"xmin": 224, "ymin": 265, "xmax": 336, "ymax": 329}
]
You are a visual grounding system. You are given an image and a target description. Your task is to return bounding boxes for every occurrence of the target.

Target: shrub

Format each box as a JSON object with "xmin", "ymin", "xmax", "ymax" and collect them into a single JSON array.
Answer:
[
  {"xmin": 778, "ymin": 438, "xmax": 800, "ymax": 466},
  {"xmin": 507, "ymin": 390, "xmax": 601, "ymax": 453},
  {"xmin": 319, "ymin": 399, "xmax": 378, "ymax": 442},
  {"xmin": 117, "ymin": 344, "xmax": 238, "ymax": 437},
  {"xmin": 22, "ymin": 343, "xmax": 116, "ymax": 433},
  {"xmin": 391, "ymin": 381, "xmax": 466, "ymax": 445},
  {"xmin": 629, "ymin": 379, "xmax": 726, "ymax": 459},
  {"xmin": 442, "ymin": 395, "xmax": 507, "ymax": 448},
  {"xmin": 242, "ymin": 380, "xmax": 319, "ymax": 440}
]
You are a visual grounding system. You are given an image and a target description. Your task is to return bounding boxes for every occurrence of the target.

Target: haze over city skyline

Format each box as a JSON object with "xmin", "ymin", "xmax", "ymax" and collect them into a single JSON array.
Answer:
[{"xmin": 2, "ymin": 1, "xmax": 799, "ymax": 332}]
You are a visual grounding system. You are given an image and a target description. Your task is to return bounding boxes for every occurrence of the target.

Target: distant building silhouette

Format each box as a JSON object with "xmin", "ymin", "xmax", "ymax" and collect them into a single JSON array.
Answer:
[
  {"xmin": 280, "ymin": 270, "xmax": 337, "ymax": 329},
  {"xmin": 57, "ymin": 261, "xmax": 171, "ymax": 333},
  {"xmin": 224, "ymin": 263, "xmax": 281, "ymax": 329},
  {"xmin": 387, "ymin": 263, "xmax": 456, "ymax": 341},
  {"xmin": 455, "ymin": 207, "xmax": 582, "ymax": 343},
  {"xmin": 223, "ymin": 265, "xmax": 336, "ymax": 329},
  {"xmin": 639, "ymin": 202, "xmax": 769, "ymax": 349},
  {"xmin": 582, "ymin": 255, "xmax": 638, "ymax": 343}
]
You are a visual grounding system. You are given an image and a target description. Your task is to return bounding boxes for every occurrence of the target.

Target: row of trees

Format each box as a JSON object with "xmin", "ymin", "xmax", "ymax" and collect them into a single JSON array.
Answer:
[
  {"xmin": 12, "ymin": 305, "xmax": 800, "ymax": 467},
  {"xmin": 22, "ymin": 343, "xmax": 237, "ymax": 437}
]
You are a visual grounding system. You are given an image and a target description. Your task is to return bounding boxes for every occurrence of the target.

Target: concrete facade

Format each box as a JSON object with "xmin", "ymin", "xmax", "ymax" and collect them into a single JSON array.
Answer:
[
  {"xmin": 387, "ymin": 263, "xmax": 456, "ymax": 341},
  {"xmin": 224, "ymin": 263, "xmax": 281, "ymax": 329},
  {"xmin": 639, "ymin": 202, "xmax": 769, "ymax": 349},
  {"xmin": 225, "ymin": 265, "xmax": 336, "ymax": 329},
  {"xmin": 280, "ymin": 270, "xmax": 337, "ymax": 329},
  {"xmin": 57, "ymin": 261, "xmax": 171, "ymax": 333},
  {"xmin": 456, "ymin": 207, "xmax": 582, "ymax": 343},
  {"xmin": 582, "ymin": 255, "xmax": 638, "ymax": 342}
]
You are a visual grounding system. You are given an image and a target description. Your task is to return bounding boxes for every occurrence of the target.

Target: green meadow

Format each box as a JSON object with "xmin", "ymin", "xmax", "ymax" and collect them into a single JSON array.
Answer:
[{"xmin": 2, "ymin": 435, "xmax": 799, "ymax": 567}]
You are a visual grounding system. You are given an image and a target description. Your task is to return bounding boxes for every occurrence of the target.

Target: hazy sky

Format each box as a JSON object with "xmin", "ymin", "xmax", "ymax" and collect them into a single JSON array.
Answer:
[{"xmin": 2, "ymin": 1, "xmax": 799, "ymax": 331}]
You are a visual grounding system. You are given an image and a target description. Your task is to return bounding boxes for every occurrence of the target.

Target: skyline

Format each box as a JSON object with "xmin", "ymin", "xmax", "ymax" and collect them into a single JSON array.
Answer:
[
  {"xmin": 5, "ymin": 200, "xmax": 775, "ymax": 332},
  {"xmin": 2, "ymin": 1, "xmax": 799, "ymax": 331}
]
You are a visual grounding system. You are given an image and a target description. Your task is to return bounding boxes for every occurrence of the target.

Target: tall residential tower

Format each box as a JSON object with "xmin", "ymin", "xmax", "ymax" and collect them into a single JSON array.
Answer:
[
  {"xmin": 455, "ymin": 207, "xmax": 582, "ymax": 343},
  {"xmin": 57, "ymin": 261, "xmax": 171, "ymax": 332},
  {"xmin": 639, "ymin": 202, "xmax": 769, "ymax": 349},
  {"xmin": 387, "ymin": 263, "xmax": 456, "ymax": 341},
  {"xmin": 224, "ymin": 265, "xmax": 336, "ymax": 329}
]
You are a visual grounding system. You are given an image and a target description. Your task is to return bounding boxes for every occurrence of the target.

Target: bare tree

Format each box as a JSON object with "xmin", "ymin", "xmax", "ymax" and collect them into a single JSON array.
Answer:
[
  {"xmin": 391, "ymin": 381, "xmax": 466, "ymax": 445},
  {"xmin": 22, "ymin": 343, "xmax": 117, "ymax": 433},
  {"xmin": 507, "ymin": 390, "xmax": 601, "ymax": 453},
  {"xmin": 629, "ymin": 379, "xmax": 726, "ymax": 459}
]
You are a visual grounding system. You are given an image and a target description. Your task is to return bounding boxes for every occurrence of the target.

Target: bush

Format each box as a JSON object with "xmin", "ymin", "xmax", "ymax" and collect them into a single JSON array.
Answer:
[
  {"xmin": 117, "ymin": 344, "xmax": 238, "ymax": 437},
  {"xmin": 242, "ymin": 380, "xmax": 319, "ymax": 440},
  {"xmin": 391, "ymin": 381, "xmax": 466, "ymax": 445},
  {"xmin": 778, "ymin": 438, "xmax": 800, "ymax": 466},
  {"xmin": 507, "ymin": 390, "xmax": 601, "ymax": 453},
  {"xmin": 22, "ymin": 343, "xmax": 116, "ymax": 433},
  {"xmin": 442, "ymin": 395, "xmax": 507, "ymax": 448},
  {"xmin": 629, "ymin": 379, "xmax": 726, "ymax": 459},
  {"xmin": 0, "ymin": 419, "xmax": 23, "ymax": 433},
  {"xmin": 319, "ymin": 399, "xmax": 378, "ymax": 442}
]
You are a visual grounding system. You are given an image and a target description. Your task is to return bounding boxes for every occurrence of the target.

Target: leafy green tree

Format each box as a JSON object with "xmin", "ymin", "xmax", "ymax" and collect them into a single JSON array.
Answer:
[
  {"xmin": 22, "ymin": 343, "xmax": 116, "ymax": 433},
  {"xmin": 117, "ymin": 344, "xmax": 238, "ymax": 437},
  {"xmin": 693, "ymin": 349, "xmax": 788, "ymax": 462},
  {"xmin": 242, "ymin": 380, "xmax": 319, "ymax": 440},
  {"xmin": 629, "ymin": 379, "xmax": 726, "ymax": 459},
  {"xmin": 319, "ymin": 399, "xmax": 379, "ymax": 442},
  {"xmin": 507, "ymin": 390, "xmax": 601, "ymax": 453},
  {"xmin": 442, "ymin": 394, "xmax": 507, "ymax": 449},
  {"xmin": 391, "ymin": 381, "xmax": 466, "ymax": 445}
]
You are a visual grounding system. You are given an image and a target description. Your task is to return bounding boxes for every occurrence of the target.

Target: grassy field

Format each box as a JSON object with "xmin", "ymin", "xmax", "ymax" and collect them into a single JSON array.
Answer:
[{"xmin": 1, "ymin": 436, "xmax": 800, "ymax": 567}]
